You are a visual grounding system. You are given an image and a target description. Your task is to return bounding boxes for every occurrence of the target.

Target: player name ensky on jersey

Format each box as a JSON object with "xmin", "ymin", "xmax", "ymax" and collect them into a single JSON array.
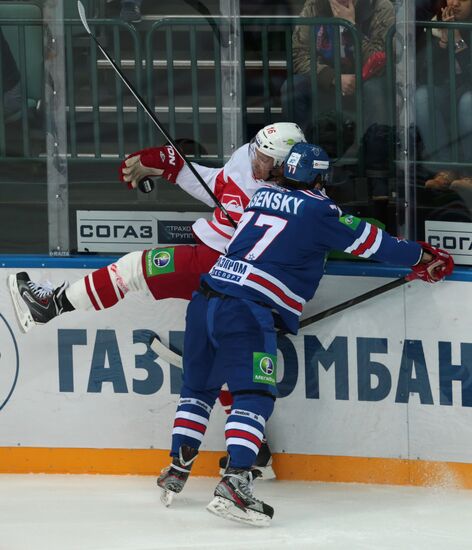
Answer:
[{"xmin": 248, "ymin": 188, "xmax": 305, "ymax": 215}]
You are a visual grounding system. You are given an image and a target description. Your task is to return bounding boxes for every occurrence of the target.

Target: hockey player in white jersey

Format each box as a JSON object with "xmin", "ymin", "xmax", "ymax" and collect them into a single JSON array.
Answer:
[
  {"xmin": 8, "ymin": 122, "xmax": 306, "ymax": 478},
  {"xmin": 156, "ymin": 142, "xmax": 454, "ymax": 527},
  {"xmin": 9, "ymin": 122, "xmax": 305, "ymax": 326}
]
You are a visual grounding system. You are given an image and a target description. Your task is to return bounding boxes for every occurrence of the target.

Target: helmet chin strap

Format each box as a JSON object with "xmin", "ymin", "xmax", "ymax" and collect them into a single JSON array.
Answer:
[{"xmin": 280, "ymin": 177, "xmax": 317, "ymax": 190}]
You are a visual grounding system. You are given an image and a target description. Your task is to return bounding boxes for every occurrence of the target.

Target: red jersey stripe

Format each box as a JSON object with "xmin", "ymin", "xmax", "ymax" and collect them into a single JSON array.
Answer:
[
  {"xmin": 247, "ymin": 272, "xmax": 303, "ymax": 312},
  {"xmin": 84, "ymin": 275, "xmax": 101, "ymax": 311},
  {"xmin": 90, "ymin": 268, "xmax": 120, "ymax": 309}
]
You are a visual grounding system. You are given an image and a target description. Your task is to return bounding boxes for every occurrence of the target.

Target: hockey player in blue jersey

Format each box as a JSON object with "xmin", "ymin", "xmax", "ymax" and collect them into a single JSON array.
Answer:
[{"xmin": 157, "ymin": 142, "xmax": 454, "ymax": 527}]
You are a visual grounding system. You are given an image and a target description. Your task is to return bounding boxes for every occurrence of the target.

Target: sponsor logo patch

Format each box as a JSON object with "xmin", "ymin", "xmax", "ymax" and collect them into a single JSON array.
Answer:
[
  {"xmin": 287, "ymin": 152, "xmax": 301, "ymax": 167},
  {"xmin": 145, "ymin": 248, "xmax": 176, "ymax": 276},
  {"xmin": 339, "ymin": 215, "xmax": 361, "ymax": 230},
  {"xmin": 252, "ymin": 352, "xmax": 277, "ymax": 386},
  {"xmin": 209, "ymin": 255, "xmax": 251, "ymax": 284}
]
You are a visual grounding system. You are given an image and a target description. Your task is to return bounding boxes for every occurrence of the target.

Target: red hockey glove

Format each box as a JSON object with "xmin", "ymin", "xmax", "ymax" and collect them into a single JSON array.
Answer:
[
  {"xmin": 409, "ymin": 241, "xmax": 454, "ymax": 283},
  {"xmin": 119, "ymin": 145, "xmax": 184, "ymax": 189}
]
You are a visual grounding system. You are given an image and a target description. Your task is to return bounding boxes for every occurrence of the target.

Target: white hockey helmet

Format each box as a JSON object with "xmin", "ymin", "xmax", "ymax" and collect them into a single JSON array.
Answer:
[{"xmin": 253, "ymin": 122, "xmax": 306, "ymax": 168}]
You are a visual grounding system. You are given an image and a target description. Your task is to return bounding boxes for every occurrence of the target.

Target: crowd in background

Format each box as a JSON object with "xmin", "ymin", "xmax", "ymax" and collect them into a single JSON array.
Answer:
[{"xmin": 0, "ymin": 0, "xmax": 471, "ymax": 239}]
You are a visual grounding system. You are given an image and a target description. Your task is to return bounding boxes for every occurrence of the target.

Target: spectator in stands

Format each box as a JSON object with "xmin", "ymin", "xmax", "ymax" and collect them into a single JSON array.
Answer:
[
  {"xmin": 416, "ymin": 0, "xmax": 444, "ymax": 21},
  {"xmin": 281, "ymin": 0, "xmax": 394, "ymax": 223},
  {"xmin": 416, "ymin": 1, "xmax": 445, "ymax": 75},
  {"xmin": 416, "ymin": 0, "xmax": 472, "ymax": 191},
  {"xmin": 416, "ymin": 0, "xmax": 445, "ymax": 57},
  {"xmin": 0, "ymin": 27, "xmax": 21, "ymax": 120},
  {"xmin": 282, "ymin": 0, "xmax": 393, "ymax": 137},
  {"xmin": 120, "ymin": 0, "xmax": 142, "ymax": 23}
]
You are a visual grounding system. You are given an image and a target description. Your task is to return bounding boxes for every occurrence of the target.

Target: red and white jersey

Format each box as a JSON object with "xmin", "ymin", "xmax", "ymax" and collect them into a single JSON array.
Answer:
[{"xmin": 175, "ymin": 143, "xmax": 266, "ymax": 253}]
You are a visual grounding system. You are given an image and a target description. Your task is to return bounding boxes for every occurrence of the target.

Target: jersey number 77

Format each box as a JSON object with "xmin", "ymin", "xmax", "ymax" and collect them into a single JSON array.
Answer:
[{"xmin": 226, "ymin": 211, "xmax": 287, "ymax": 260}]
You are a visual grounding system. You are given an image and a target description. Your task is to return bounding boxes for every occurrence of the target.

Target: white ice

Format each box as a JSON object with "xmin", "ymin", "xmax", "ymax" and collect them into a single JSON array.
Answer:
[{"xmin": 1, "ymin": 474, "xmax": 471, "ymax": 550}]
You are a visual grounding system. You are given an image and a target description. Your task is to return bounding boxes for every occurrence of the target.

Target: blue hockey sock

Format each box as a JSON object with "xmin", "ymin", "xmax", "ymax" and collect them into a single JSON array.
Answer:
[
  {"xmin": 225, "ymin": 393, "xmax": 275, "ymax": 470},
  {"xmin": 170, "ymin": 389, "xmax": 217, "ymax": 457}
]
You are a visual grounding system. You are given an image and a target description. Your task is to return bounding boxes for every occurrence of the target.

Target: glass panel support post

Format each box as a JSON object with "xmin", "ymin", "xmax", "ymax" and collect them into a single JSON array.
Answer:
[
  {"xmin": 395, "ymin": 1, "xmax": 417, "ymax": 239},
  {"xmin": 219, "ymin": 0, "xmax": 242, "ymax": 161},
  {"xmin": 44, "ymin": 0, "xmax": 70, "ymax": 256}
]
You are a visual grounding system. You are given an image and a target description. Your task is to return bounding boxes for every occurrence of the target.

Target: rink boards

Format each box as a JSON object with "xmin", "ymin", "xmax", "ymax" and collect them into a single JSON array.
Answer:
[{"xmin": 0, "ymin": 263, "xmax": 471, "ymax": 488}]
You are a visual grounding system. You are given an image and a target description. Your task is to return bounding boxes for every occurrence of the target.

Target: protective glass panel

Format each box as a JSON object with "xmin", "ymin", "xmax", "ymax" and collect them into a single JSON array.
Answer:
[
  {"xmin": 415, "ymin": 0, "xmax": 472, "ymax": 265},
  {"xmin": 2, "ymin": 0, "xmax": 468, "ymax": 263},
  {"xmin": 0, "ymin": 3, "xmax": 47, "ymax": 253}
]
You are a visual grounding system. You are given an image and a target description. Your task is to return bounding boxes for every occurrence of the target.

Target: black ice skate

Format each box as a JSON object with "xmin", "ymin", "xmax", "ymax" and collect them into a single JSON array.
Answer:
[
  {"xmin": 8, "ymin": 272, "xmax": 68, "ymax": 333},
  {"xmin": 219, "ymin": 439, "xmax": 276, "ymax": 480},
  {"xmin": 157, "ymin": 445, "xmax": 198, "ymax": 507},
  {"xmin": 207, "ymin": 467, "xmax": 274, "ymax": 527}
]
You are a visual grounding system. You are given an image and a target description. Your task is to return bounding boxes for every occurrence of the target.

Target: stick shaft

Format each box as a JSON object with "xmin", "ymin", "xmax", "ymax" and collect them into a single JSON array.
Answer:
[
  {"xmin": 150, "ymin": 276, "xmax": 412, "ymax": 366},
  {"xmin": 299, "ymin": 276, "xmax": 410, "ymax": 329},
  {"xmin": 78, "ymin": 4, "xmax": 237, "ymax": 228},
  {"xmin": 151, "ymin": 338, "xmax": 183, "ymax": 369}
]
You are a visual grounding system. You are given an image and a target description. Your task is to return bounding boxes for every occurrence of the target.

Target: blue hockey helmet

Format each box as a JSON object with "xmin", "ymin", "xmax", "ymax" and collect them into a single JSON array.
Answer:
[{"xmin": 283, "ymin": 142, "xmax": 331, "ymax": 188}]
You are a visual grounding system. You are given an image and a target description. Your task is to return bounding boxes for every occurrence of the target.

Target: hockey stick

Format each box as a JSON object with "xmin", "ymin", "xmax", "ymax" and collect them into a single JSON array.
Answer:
[
  {"xmin": 183, "ymin": 0, "xmax": 230, "ymax": 47},
  {"xmin": 297, "ymin": 274, "xmax": 413, "ymax": 330},
  {"xmin": 151, "ymin": 274, "xmax": 415, "ymax": 368},
  {"xmin": 76, "ymin": 1, "xmax": 237, "ymax": 229},
  {"xmin": 151, "ymin": 337, "xmax": 183, "ymax": 369}
]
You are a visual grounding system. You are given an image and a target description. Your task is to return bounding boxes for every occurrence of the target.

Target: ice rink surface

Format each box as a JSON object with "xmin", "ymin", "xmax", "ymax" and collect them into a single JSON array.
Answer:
[{"xmin": 1, "ymin": 474, "xmax": 471, "ymax": 550}]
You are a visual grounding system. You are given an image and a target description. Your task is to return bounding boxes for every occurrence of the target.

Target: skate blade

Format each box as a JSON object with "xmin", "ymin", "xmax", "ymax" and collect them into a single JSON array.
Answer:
[
  {"xmin": 206, "ymin": 496, "xmax": 271, "ymax": 527},
  {"xmin": 219, "ymin": 465, "xmax": 276, "ymax": 481},
  {"xmin": 8, "ymin": 275, "xmax": 34, "ymax": 333},
  {"xmin": 160, "ymin": 488, "xmax": 175, "ymax": 507}
]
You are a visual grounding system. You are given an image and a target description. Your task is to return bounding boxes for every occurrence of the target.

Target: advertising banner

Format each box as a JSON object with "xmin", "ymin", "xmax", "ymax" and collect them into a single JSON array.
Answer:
[
  {"xmin": 0, "ymin": 267, "xmax": 471, "ymax": 485},
  {"xmin": 77, "ymin": 210, "xmax": 212, "ymax": 253},
  {"xmin": 425, "ymin": 220, "xmax": 472, "ymax": 266}
]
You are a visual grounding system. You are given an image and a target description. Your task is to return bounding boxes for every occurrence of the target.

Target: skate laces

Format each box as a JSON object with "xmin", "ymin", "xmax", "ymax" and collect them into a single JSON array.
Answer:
[
  {"xmin": 226, "ymin": 469, "xmax": 258, "ymax": 498},
  {"xmin": 26, "ymin": 280, "xmax": 54, "ymax": 299}
]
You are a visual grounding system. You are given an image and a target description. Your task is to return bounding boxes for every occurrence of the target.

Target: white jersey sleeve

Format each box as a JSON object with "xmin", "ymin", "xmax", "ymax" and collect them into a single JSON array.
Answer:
[
  {"xmin": 177, "ymin": 143, "xmax": 268, "ymax": 253},
  {"xmin": 174, "ymin": 162, "xmax": 220, "ymax": 207}
]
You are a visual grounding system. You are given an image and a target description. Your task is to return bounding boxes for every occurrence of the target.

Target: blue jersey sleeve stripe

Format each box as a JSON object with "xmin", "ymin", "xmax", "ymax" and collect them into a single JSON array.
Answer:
[
  {"xmin": 344, "ymin": 223, "xmax": 374, "ymax": 254},
  {"xmin": 358, "ymin": 225, "xmax": 383, "ymax": 258}
]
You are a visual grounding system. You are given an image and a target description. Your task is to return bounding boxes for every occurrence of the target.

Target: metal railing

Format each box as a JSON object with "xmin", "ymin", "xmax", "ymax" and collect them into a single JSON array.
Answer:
[
  {"xmin": 3, "ymin": 17, "xmax": 471, "ymax": 190},
  {"xmin": 0, "ymin": 16, "xmax": 373, "ymax": 169},
  {"xmin": 0, "ymin": 18, "xmax": 43, "ymax": 158},
  {"xmin": 418, "ymin": 20, "xmax": 472, "ymax": 171}
]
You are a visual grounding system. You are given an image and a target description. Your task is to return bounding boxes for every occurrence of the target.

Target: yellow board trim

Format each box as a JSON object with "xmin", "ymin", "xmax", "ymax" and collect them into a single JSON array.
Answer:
[{"xmin": 1, "ymin": 448, "xmax": 472, "ymax": 488}]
